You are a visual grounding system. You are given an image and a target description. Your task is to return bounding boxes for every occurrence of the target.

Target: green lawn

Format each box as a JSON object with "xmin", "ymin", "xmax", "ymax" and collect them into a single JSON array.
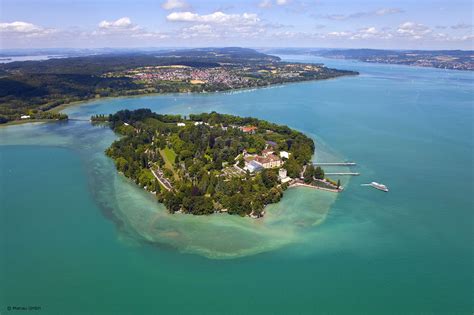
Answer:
[{"xmin": 159, "ymin": 147, "xmax": 178, "ymax": 179}]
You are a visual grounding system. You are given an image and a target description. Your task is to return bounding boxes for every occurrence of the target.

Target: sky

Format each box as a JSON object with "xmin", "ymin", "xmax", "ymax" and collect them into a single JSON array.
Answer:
[{"xmin": 0, "ymin": 0, "xmax": 472, "ymax": 50}]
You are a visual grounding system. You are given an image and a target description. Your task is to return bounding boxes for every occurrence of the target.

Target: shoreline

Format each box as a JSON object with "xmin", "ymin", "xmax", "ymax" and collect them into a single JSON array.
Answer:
[
  {"xmin": 289, "ymin": 181, "xmax": 342, "ymax": 193},
  {"xmin": 2, "ymin": 65, "xmax": 358, "ymax": 127},
  {"xmin": 0, "ymin": 118, "xmax": 62, "ymax": 128},
  {"xmin": 277, "ymin": 54, "xmax": 473, "ymax": 72},
  {"xmin": 48, "ymin": 72, "xmax": 357, "ymax": 114}
]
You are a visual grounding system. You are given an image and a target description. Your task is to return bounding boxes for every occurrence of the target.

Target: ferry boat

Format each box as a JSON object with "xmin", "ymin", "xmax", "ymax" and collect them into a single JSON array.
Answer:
[{"xmin": 361, "ymin": 182, "xmax": 389, "ymax": 192}]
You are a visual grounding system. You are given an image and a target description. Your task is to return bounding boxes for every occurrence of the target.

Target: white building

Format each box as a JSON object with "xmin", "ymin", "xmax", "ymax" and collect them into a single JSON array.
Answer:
[
  {"xmin": 279, "ymin": 168, "xmax": 287, "ymax": 179},
  {"xmin": 177, "ymin": 122, "xmax": 186, "ymax": 127},
  {"xmin": 280, "ymin": 151, "xmax": 290, "ymax": 159},
  {"xmin": 20, "ymin": 115, "xmax": 31, "ymax": 119},
  {"xmin": 254, "ymin": 154, "xmax": 282, "ymax": 169},
  {"xmin": 278, "ymin": 168, "xmax": 292, "ymax": 183}
]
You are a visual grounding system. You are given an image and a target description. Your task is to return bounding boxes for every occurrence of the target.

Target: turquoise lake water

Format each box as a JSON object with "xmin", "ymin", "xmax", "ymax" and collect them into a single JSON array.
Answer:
[{"xmin": 1, "ymin": 56, "xmax": 473, "ymax": 314}]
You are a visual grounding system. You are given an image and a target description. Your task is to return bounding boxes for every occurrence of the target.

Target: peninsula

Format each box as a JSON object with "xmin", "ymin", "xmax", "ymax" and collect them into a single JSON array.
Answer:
[
  {"xmin": 100, "ymin": 109, "xmax": 341, "ymax": 217},
  {"xmin": 0, "ymin": 47, "xmax": 358, "ymax": 124}
]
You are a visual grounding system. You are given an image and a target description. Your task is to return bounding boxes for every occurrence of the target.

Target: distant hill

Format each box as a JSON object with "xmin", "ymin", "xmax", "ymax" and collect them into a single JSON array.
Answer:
[
  {"xmin": 154, "ymin": 47, "xmax": 280, "ymax": 63},
  {"xmin": 0, "ymin": 47, "xmax": 280, "ymax": 75}
]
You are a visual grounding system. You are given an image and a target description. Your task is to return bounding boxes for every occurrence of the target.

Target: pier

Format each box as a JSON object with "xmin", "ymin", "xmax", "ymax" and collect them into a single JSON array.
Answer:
[
  {"xmin": 313, "ymin": 162, "xmax": 356, "ymax": 166},
  {"xmin": 325, "ymin": 172, "xmax": 360, "ymax": 176}
]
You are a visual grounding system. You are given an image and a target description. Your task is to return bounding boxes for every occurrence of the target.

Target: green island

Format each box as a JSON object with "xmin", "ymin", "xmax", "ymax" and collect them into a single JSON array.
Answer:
[
  {"xmin": 101, "ymin": 109, "xmax": 342, "ymax": 217},
  {"xmin": 0, "ymin": 47, "xmax": 358, "ymax": 124}
]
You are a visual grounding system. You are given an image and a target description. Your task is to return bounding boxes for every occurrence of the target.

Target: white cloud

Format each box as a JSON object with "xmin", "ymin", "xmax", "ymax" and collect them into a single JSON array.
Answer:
[
  {"xmin": 327, "ymin": 31, "xmax": 351, "ymax": 38},
  {"xmin": 309, "ymin": 22, "xmax": 472, "ymax": 44},
  {"xmin": 459, "ymin": 34, "xmax": 474, "ymax": 41},
  {"xmin": 321, "ymin": 8, "xmax": 403, "ymax": 20},
  {"xmin": 375, "ymin": 8, "xmax": 403, "ymax": 16},
  {"xmin": 0, "ymin": 21, "xmax": 56, "ymax": 37},
  {"xmin": 95, "ymin": 17, "xmax": 168, "ymax": 39},
  {"xmin": 451, "ymin": 23, "xmax": 472, "ymax": 30},
  {"xmin": 98, "ymin": 17, "xmax": 135, "ymax": 29},
  {"xmin": 259, "ymin": 0, "xmax": 289, "ymax": 8},
  {"xmin": 167, "ymin": 11, "xmax": 260, "ymax": 25},
  {"xmin": 350, "ymin": 27, "xmax": 393, "ymax": 40},
  {"xmin": 186, "ymin": 24, "xmax": 213, "ymax": 33},
  {"xmin": 259, "ymin": 0, "xmax": 272, "ymax": 8},
  {"xmin": 180, "ymin": 24, "xmax": 218, "ymax": 39},
  {"xmin": 161, "ymin": 0, "xmax": 188, "ymax": 10},
  {"xmin": 397, "ymin": 22, "xmax": 432, "ymax": 39},
  {"xmin": 169, "ymin": 11, "xmax": 268, "ymax": 41},
  {"xmin": 0, "ymin": 21, "xmax": 41, "ymax": 33}
]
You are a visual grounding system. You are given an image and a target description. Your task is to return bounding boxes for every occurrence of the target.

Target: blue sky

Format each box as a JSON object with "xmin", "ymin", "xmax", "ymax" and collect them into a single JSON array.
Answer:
[{"xmin": 1, "ymin": 0, "xmax": 472, "ymax": 49}]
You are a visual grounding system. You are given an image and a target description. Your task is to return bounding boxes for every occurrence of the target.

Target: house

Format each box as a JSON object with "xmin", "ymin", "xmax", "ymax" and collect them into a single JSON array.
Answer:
[
  {"xmin": 194, "ymin": 121, "xmax": 204, "ymax": 126},
  {"xmin": 240, "ymin": 126, "xmax": 257, "ymax": 134},
  {"xmin": 280, "ymin": 151, "xmax": 290, "ymax": 159},
  {"xmin": 261, "ymin": 149, "xmax": 274, "ymax": 157},
  {"xmin": 254, "ymin": 154, "xmax": 282, "ymax": 169},
  {"xmin": 20, "ymin": 115, "xmax": 31, "ymax": 119},
  {"xmin": 177, "ymin": 122, "xmax": 186, "ymax": 127}
]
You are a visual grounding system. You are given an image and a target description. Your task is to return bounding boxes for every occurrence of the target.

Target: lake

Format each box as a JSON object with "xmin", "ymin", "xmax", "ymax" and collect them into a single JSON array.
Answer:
[{"xmin": 1, "ymin": 56, "xmax": 472, "ymax": 314}]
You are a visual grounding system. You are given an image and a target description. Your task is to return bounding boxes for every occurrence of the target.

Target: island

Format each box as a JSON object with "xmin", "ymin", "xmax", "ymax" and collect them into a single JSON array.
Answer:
[
  {"xmin": 100, "ymin": 109, "xmax": 342, "ymax": 217},
  {"xmin": 0, "ymin": 47, "xmax": 358, "ymax": 124}
]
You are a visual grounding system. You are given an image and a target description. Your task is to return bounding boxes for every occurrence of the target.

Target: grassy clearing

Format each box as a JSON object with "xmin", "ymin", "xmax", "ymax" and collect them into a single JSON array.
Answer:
[{"xmin": 159, "ymin": 147, "xmax": 179, "ymax": 180}]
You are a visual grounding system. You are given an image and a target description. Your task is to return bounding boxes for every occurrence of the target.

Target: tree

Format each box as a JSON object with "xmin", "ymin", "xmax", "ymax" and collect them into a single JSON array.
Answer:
[
  {"xmin": 261, "ymin": 169, "xmax": 278, "ymax": 188},
  {"xmin": 304, "ymin": 164, "xmax": 315, "ymax": 183},
  {"xmin": 115, "ymin": 157, "xmax": 128, "ymax": 172},
  {"xmin": 138, "ymin": 169, "xmax": 154, "ymax": 188},
  {"xmin": 337, "ymin": 179, "xmax": 341, "ymax": 189},
  {"xmin": 284, "ymin": 157, "xmax": 301, "ymax": 178},
  {"xmin": 314, "ymin": 166, "xmax": 325, "ymax": 180}
]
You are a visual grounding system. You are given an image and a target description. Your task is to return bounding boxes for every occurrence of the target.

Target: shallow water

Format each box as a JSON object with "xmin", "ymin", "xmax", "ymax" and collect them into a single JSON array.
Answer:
[{"xmin": 1, "ymin": 56, "xmax": 472, "ymax": 314}]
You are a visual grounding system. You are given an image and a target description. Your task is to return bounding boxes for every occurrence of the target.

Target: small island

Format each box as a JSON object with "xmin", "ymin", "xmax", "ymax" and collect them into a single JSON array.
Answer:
[{"xmin": 100, "ymin": 109, "xmax": 341, "ymax": 217}]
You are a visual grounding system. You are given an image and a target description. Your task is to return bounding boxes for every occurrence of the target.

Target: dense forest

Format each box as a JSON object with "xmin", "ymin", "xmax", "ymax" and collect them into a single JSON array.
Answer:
[{"xmin": 103, "ymin": 109, "xmax": 316, "ymax": 217}]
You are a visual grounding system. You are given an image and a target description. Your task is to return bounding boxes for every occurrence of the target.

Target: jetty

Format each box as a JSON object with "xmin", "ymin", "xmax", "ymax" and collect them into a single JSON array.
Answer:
[
  {"xmin": 313, "ymin": 162, "xmax": 356, "ymax": 166},
  {"xmin": 325, "ymin": 172, "xmax": 360, "ymax": 176}
]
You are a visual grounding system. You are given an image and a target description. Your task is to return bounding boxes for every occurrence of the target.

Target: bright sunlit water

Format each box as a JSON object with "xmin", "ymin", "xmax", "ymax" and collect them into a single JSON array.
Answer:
[{"xmin": 1, "ymin": 56, "xmax": 472, "ymax": 314}]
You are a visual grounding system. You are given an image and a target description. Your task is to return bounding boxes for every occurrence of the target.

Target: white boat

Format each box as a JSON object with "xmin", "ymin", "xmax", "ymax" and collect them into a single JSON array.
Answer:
[{"xmin": 361, "ymin": 182, "xmax": 389, "ymax": 192}]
